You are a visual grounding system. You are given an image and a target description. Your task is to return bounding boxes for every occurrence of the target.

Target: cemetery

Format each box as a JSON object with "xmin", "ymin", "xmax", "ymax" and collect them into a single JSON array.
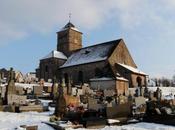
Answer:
[{"xmin": 1, "ymin": 67, "xmax": 175, "ymax": 129}]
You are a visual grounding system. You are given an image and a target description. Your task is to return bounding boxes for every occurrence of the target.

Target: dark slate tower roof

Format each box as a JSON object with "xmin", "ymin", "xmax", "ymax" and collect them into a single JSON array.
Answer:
[
  {"xmin": 60, "ymin": 39, "xmax": 122, "ymax": 68},
  {"xmin": 59, "ymin": 22, "xmax": 81, "ymax": 33},
  {"xmin": 64, "ymin": 22, "xmax": 75, "ymax": 28}
]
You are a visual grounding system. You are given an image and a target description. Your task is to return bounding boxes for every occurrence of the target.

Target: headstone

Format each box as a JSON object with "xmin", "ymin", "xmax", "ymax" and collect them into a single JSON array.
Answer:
[
  {"xmin": 52, "ymin": 76, "xmax": 58, "ymax": 101},
  {"xmin": 33, "ymin": 85, "xmax": 43, "ymax": 96},
  {"xmin": 128, "ymin": 90, "xmax": 133, "ymax": 102},
  {"xmin": 72, "ymin": 87, "xmax": 77, "ymax": 96},
  {"xmin": 118, "ymin": 94, "xmax": 127, "ymax": 104},
  {"xmin": 5, "ymin": 68, "xmax": 16, "ymax": 104},
  {"xmin": 0, "ymin": 94, "xmax": 2, "ymax": 106},
  {"xmin": 144, "ymin": 86, "xmax": 149, "ymax": 98},
  {"xmin": 155, "ymin": 87, "xmax": 162, "ymax": 100},
  {"xmin": 77, "ymin": 89, "xmax": 83, "ymax": 96},
  {"xmin": 20, "ymin": 125, "xmax": 38, "ymax": 130},
  {"xmin": 7, "ymin": 68, "xmax": 16, "ymax": 95},
  {"xmin": 106, "ymin": 103, "xmax": 131, "ymax": 118},
  {"xmin": 135, "ymin": 88, "xmax": 139, "ymax": 97},
  {"xmin": 134, "ymin": 97, "xmax": 146, "ymax": 106},
  {"xmin": 67, "ymin": 76, "xmax": 72, "ymax": 95},
  {"xmin": 104, "ymin": 89, "xmax": 115, "ymax": 97},
  {"xmin": 55, "ymin": 79, "xmax": 66, "ymax": 118},
  {"xmin": 88, "ymin": 97, "xmax": 102, "ymax": 111}
]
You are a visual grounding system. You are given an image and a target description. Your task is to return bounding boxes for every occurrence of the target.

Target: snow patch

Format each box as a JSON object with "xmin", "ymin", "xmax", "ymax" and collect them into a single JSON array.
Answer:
[
  {"xmin": 118, "ymin": 63, "xmax": 146, "ymax": 75},
  {"xmin": 42, "ymin": 50, "xmax": 67, "ymax": 60}
]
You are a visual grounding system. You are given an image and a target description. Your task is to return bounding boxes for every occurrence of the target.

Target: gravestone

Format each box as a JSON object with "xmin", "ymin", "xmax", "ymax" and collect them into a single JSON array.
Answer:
[
  {"xmin": 55, "ymin": 78, "xmax": 66, "ymax": 118},
  {"xmin": 155, "ymin": 87, "xmax": 162, "ymax": 101},
  {"xmin": 5, "ymin": 68, "xmax": 16, "ymax": 105},
  {"xmin": 135, "ymin": 97, "xmax": 146, "ymax": 106},
  {"xmin": 52, "ymin": 76, "xmax": 58, "ymax": 102},
  {"xmin": 67, "ymin": 76, "xmax": 72, "ymax": 95}
]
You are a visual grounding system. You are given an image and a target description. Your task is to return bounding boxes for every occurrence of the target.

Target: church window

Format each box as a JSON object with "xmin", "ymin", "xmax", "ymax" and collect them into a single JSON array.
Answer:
[
  {"xmin": 45, "ymin": 65, "xmax": 48, "ymax": 72},
  {"xmin": 136, "ymin": 76, "xmax": 142, "ymax": 86},
  {"xmin": 95, "ymin": 68, "xmax": 103, "ymax": 77},
  {"xmin": 64, "ymin": 73, "xmax": 69, "ymax": 84},
  {"xmin": 78, "ymin": 71, "xmax": 84, "ymax": 84}
]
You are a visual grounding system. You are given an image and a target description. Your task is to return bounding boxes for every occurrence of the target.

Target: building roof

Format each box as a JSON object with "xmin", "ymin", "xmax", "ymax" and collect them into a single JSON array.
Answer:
[
  {"xmin": 41, "ymin": 50, "xmax": 67, "ymax": 60},
  {"xmin": 116, "ymin": 76, "xmax": 129, "ymax": 81},
  {"xmin": 90, "ymin": 77, "xmax": 115, "ymax": 81},
  {"xmin": 64, "ymin": 22, "xmax": 75, "ymax": 28},
  {"xmin": 59, "ymin": 22, "xmax": 81, "ymax": 33},
  {"xmin": 117, "ymin": 63, "xmax": 147, "ymax": 75},
  {"xmin": 90, "ymin": 76, "xmax": 128, "ymax": 82},
  {"xmin": 60, "ymin": 39, "xmax": 121, "ymax": 68}
]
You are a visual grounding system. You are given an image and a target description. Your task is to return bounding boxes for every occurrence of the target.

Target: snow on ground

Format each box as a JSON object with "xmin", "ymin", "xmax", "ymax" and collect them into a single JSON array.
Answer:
[
  {"xmin": 1, "ymin": 96, "xmax": 175, "ymax": 129},
  {"xmin": 66, "ymin": 123, "xmax": 175, "ymax": 130},
  {"xmin": 0, "ymin": 111, "xmax": 175, "ymax": 130},
  {"xmin": 0, "ymin": 111, "xmax": 54, "ymax": 130},
  {"xmin": 100, "ymin": 123, "xmax": 175, "ymax": 130},
  {"xmin": 148, "ymin": 87, "xmax": 175, "ymax": 99}
]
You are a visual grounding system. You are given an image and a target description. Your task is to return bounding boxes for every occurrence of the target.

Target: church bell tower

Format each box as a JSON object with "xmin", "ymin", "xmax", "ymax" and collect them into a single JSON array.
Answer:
[{"xmin": 57, "ymin": 22, "xmax": 82, "ymax": 56}]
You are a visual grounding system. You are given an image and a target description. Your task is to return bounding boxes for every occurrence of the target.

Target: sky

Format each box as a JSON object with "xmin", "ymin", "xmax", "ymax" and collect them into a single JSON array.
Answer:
[{"xmin": 0, "ymin": 0, "xmax": 175, "ymax": 78}]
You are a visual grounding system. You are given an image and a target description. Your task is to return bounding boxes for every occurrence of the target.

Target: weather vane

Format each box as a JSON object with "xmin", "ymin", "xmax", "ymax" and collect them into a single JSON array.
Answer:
[{"xmin": 69, "ymin": 13, "xmax": 72, "ymax": 22}]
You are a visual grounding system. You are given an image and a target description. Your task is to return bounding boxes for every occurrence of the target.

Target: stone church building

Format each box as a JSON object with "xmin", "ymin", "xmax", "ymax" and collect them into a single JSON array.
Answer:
[{"xmin": 36, "ymin": 22, "xmax": 147, "ymax": 90}]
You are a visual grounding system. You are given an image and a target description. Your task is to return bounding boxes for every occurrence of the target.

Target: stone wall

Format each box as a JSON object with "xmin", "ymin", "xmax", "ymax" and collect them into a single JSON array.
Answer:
[
  {"xmin": 57, "ymin": 29, "xmax": 82, "ymax": 56},
  {"xmin": 115, "ymin": 64, "xmax": 146, "ymax": 88},
  {"xmin": 131, "ymin": 73, "xmax": 147, "ymax": 87},
  {"xmin": 90, "ymin": 79, "xmax": 116, "ymax": 90},
  {"xmin": 38, "ymin": 58, "xmax": 66, "ymax": 81},
  {"xmin": 116, "ymin": 80, "xmax": 129, "ymax": 96},
  {"xmin": 108, "ymin": 40, "xmax": 137, "ymax": 74},
  {"xmin": 59, "ymin": 61, "xmax": 111, "ymax": 84}
]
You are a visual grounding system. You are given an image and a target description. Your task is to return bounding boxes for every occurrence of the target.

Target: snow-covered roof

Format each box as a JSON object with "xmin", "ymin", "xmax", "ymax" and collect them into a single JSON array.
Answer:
[
  {"xmin": 90, "ymin": 77, "xmax": 115, "ymax": 81},
  {"xmin": 60, "ymin": 27, "xmax": 80, "ymax": 32},
  {"xmin": 41, "ymin": 50, "xmax": 67, "ymax": 60},
  {"xmin": 90, "ymin": 76, "xmax": 128, "ymax": 82},
  {"xmin": 116, "ymin": 77, "xmax": 128, "ymax": 82},
  {"xmin": 118, "ymin": 63, "xmax": 146, "ymax": 75},
  {"xmin": 60, "ymin": 39, "xmax": 121, "ymax": 68}
]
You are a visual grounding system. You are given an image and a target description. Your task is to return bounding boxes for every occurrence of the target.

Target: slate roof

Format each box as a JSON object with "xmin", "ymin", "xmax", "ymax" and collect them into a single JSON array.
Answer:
[
  {"xmin": 60, "ymin": 39, "xmax": 122, "ymax": 68},
  {"xmin": 59, "ymin": 22, "xmax": 81, "ymax": 33},
  {"xmin": 41, "ymin": 50, "xmax": 67, "ymax": 60}
]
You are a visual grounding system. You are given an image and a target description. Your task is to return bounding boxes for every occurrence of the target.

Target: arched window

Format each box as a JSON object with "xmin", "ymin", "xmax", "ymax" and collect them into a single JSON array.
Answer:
[
  {"xmin": 136, "ymin": 76, "xmax": 142, "ymax": 87},
  {"xmin": 64, "ymin": 73, "xmax": 69, "ymax": 84},
  {"xmin": 78, "ymin": 71, "xmax": 84, "ymax": 84},
  {"xmin": 45, "ymin": 65, "xmax": 48, "ymax": 72},
  {"xmin": 95, "ymin": 68, "xmax": 103, "ymax": 77}
]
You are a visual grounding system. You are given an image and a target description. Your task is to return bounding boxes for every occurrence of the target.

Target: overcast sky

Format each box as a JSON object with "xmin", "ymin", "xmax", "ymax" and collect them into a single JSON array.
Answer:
[{"xmin": 0, "ymin": 0, "xmax": 175, "ymax": 78}]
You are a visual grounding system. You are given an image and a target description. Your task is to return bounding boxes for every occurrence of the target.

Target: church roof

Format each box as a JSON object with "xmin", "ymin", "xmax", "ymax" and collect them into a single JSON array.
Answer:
[
  {"xmin": 117, "ymin": 63, "xmax": 147, "ymax": 75},
  {"xmin": 59, "ymin": 22, "xmax": 81, "ymax": 33},
  {"xmin": 60, "ymin": 39, "xmax": 122, "ymax": 68},
  {"xmin": 41, "ymin": 50, "xmax": 67, "ymax": 60},
  {"xmin": 64, "ymin": 22, "xmax": 75, "ymax": 28}
]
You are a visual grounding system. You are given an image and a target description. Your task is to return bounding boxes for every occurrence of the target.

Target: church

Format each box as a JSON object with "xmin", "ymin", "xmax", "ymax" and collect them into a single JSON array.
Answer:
[{"xmin": 36, "ymin": 22, "xmax": 147, "ymax": 90}]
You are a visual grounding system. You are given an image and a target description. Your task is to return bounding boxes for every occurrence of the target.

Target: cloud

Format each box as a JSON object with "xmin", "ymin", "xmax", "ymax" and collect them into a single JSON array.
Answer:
[{"xmin": 0, "ymin": 0, "xmax": 175, "ymax": 45}]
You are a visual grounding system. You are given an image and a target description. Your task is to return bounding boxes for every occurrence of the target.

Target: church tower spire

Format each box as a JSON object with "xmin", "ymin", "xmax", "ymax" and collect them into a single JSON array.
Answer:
[
  {"xmin": 56, "ymin": 18, "xmax": 82, "ymax": 57},
  {"xmin": 69, "ymin": 13, "xmax": 71, "ymax": 23}
]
